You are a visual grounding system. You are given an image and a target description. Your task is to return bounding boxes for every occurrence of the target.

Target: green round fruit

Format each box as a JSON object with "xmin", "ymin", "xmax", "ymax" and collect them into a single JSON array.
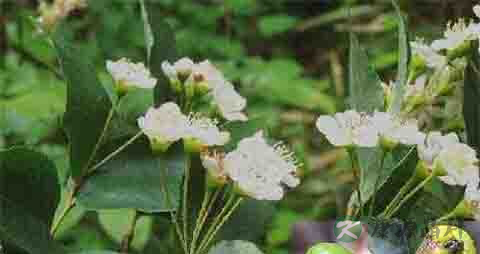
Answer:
[{"xmin": 306, "ymin": 243, "xmax": 353, "ymax": 254}]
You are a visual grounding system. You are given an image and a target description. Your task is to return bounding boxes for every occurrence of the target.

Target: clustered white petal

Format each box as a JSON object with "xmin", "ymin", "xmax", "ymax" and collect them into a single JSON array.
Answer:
[
  {"xmin": 201, "ymin": 131, "xmax": 300, "ymax": 201},
  {"xmin": 106, "ymin": 58, "xmax": 157, "ymax": 89},
  {"xmin": 411, "ymin": 39, "xmax": 447, "ymax": 68},
  {"xmin": 417, "ymin": 131, "xmax": 479, "ymax": 187},
  {"xmin": 315, "ymin": 110, "xmax": 378, "ymax": 147},
  {"xmin": 316, "ymin": 110, "xmax": 424, "ymax": 148},
  {"xmin": 161, "ymin": 58, "xmax": 248, "ymax": 122},
  {"xmin": 431, "ymin": 19, "xmax": 477, "ymax": 51},
  {"xmin": 137, "ymin": 102, "xmax": 189, "ymax": 145},
  {"xmin": 185, "ymin": 114, "xmax": 230, "ymax": 146},
  {"xmin": 138, "ymin": 102, "xmax": 230, "ymax": 149}
]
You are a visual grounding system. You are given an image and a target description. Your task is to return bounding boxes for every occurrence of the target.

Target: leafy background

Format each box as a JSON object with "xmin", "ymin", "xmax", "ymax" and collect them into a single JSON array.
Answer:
[{"xmin": 1, "ymin": 0, "xmax": 478, "ymax": 253}]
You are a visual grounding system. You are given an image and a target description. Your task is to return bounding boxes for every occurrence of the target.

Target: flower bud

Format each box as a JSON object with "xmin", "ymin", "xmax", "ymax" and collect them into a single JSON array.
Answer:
[
  {"xmin": 183, "ymin": 138, "xmax": 204, "ymax": 153},
  {"xmin": 306, "ymin": 243, "xmax": 352, "ymax": 254},
  {"xmin": 408, "ymin": 54, "xmax": 428, "ymax": 81},
  {"xmin": 149, "ymin": 138, "xmax": 173, "ymax": 154}
]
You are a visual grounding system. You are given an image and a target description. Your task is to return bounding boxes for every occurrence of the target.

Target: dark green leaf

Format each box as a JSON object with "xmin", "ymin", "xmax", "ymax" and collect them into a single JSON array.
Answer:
[
  {"xmin": 98, "ymin": 209, "xmax": 153, "ymax": 251},
  {"xmin": 52, "ymin": 29, "xmax": 113, "ymax": 181},
  {"xmin": 77, "ymin": 140, "xmax": 185, "ymax": 212},
  {"xmin": 116, "ymin": 89, "xmax": 153, "ymax": 127},
  {"xmin": 142, "ymin": 4, "xmax": 178, "ymax": 106},
  {"xmin": 464, "ymin": 44, "xmax": 480, "ymax": 152},
  {"xmin": 348, "ymin": 33, "xmax": 384, "ymax": 113},
  {"xmin": 389, "ymin": 0, "xmax": 410, "ymax": 114},
  {"xmin": 208, "ymin": 240, "xmax": 264, "ymax": 254},
  {"xmin": 0, "ymin": 148, "xmax": 63, "ymax": 254},
  {"xmin": 218, "ymin": 200, "xmax": 275, "ymax": 242}
]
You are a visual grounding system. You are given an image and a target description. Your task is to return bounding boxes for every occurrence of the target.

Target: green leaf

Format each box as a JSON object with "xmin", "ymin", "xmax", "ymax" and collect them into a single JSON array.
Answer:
[
  {"xmin": 348, "ymin": 33, "xmax": 384, "ymax": 113},
  {"xmin": 52, "ymin": 29, "xmax": 113, "ymax": 181},
  {"xmin": 463, "ymin": 44, "xmax": 480, "ymax": 152},
  {"xmin": 258, "ymin": 15, "xmax": 298, "ymax": 37},
  {"xmin": 0, "ymin": 148, "xmax": 63, "ymax": 254},
  {"xmin": 98, "ymin": 209, "xmax": 153, "ymax": 251},
  {"xmin": 208, "ymin": 240, "xmax": 264, "ymax": 254},
  {"xmin": 70, "ymin": 252, "xmax": 119, "ymax": 254},
  {"xmin": 77, "ymin": 140, "xmax": 185, "ymax": 212},
  {"xmin": 389, "ymin": 0, "xmax": 410, "ymax": 114},
  {"xmin": 116, "ymin": 89, "xmax": 153, "ymax": 127},
  {"xmin": 142, "ymin": 4, "xmax": 178, "ymax": 106},
  {"xmin": 218, "ymin": 200, "xmax": 275, "ymax": 242}
]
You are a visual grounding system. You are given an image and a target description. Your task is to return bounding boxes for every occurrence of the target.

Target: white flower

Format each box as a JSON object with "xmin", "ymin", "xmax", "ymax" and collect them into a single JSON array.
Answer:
[
  {"xmin": 417, "ymin": 132, "xmax": 460, "ymax": 166},
  {"xmin": 106, "ymin": 58, "xmax": 157, "ymax": 89},
  {"xmin": 316, "ymin": 110, "xmax": 378, "ymax": 147},
  {"xmin": 161, "ymin": 57, "xmax": 195, "ymax": 82},
  {"xmin": 223, "ymin": 131, "xmax": 300, "ymax": 200},
  {"xmin": 212, "ymin": 84, "xmax": 248, "ymax": 122},
  {"xmin": 431, "ymin": 19, "xmax": 478, "ymax": 51},
  {"xmin": 137, "ymin": 102, "xmax": 188, "ymax": 148},
  {"xmin": 189, "ymin": 60, "xmax": 226, "ymax": 89},
  {"xmin": 436, "ymin": 143, "xmax": 479, "ymax": 186},
  {"xmin": 410, "ymin": 39, "xmax": 446, "ymax": 68},
  {"xmin": 185, "ymin": 114, "xmax": 230, "ymax": 146},
  {"xmin": 370, "ymin": 112, "xmax": 425, "ymax": 147}
]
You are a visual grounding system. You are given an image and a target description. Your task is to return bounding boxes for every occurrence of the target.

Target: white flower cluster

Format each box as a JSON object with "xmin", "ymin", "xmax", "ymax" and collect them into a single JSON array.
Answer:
[
  {"xmin": 106, "ymin": 58, "xmax": 157, "ymax": 90},
  {"xmin": 316, "ymin": 110, "xmax": 479, "ymax": 188},
  {"xmin": 201, "ymin": 131, "xmax": 300, "ymax": 201},
  {"xmin": 138, "ymin": 102, "xmax": 230, "ymax": 151},
  {"xmin": 316, "ymin": 110, "xmax": 425, "ymax": 148},
  {"xmin": 162, "ymin": 58, "xmax": 248, "ymax": 122},
  {"xmin": 411, "ymin": 5, "xmax": 480, "ymax": 67}
]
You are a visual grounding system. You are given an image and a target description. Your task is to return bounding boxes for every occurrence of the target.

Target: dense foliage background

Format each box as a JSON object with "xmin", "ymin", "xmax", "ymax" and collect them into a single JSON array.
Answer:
[{"xmin": 1, "ymin": 0, "xmax": 478, "ymax": 253}]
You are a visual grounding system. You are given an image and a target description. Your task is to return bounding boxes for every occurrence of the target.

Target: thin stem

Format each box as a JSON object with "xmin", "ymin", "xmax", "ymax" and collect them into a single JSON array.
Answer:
[
  {"xmin": 347, "ymin": 148, "xmax": 362, "ymax": 216},
  {"xmin": 380, "ymin": 173, "xmax": 418, "ymax": 217},
  {"xmin": 386, "ymin": 174, "xmax": 434, "ymax": 218},
  {"xmin": 197, "ymin": 198, "xmax": 244, "ymax": 254},
  {"xmin": 50, "ymin": 190, "xmax": 76, "ymax": 237},
  {"xmin": 368, "ymin": 150, "xmax": 387, "ymax": 217},
  {"xmin": 197, "ymin": 192, "xmax": 236, "ymax": 253},
  {"xmin": 436, "ymin": 210, "xmax": 457, "ymax": 224},
  {"xmin": 182, "ymin": 155, "xmax": 192, "ymax": 252},
  {"xmin": 120, "ymin": 211, "xmax": 138, "ymax": 253},
  {"xmin": 84, "ymin": 106, "xmax": 116, "ymax": 173},
  {"xmin": 88, "ymin": 132, "xmax": 143, "ymax": 174},
  {"xmin": 190, "ymin": 189, "xmax": 212, "ymax": 254}
]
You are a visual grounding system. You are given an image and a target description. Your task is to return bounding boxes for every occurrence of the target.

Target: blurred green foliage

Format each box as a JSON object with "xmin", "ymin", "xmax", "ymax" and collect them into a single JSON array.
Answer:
[{"xmin": 1, "ymin": 0, "xmax": 477, "ymax": 253}]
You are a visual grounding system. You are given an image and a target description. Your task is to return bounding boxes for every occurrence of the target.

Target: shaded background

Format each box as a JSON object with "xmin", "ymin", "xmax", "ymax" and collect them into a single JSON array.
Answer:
[{"xmin": 1, "ymin": 0, "xmax": 479, "ymax": 253}]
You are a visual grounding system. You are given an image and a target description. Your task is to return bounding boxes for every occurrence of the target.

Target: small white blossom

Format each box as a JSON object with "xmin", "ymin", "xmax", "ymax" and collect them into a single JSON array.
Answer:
[
  {"xmin": 431, "ymin": 19, "xmax": 478, "ymax": 51},
  {"xmin": 137, "ymin": 102, "xmax": 188, "ymax": 148},
  {"xmin": 411, "ymin": 39, "xmax": 447, "ymax": 68},
  {"xmin": 106, "ymin": 58, "xmax": 157, "ymax": 89},
  {"xmin": 417, "ymin": 132, "xmax": 460, "ymax": 166},
  {"xmin": 161, "ymin": 57, "xmax": 195, "ymax": 82},
  {"xmin": 212, "ymin": 84, "xmax": 248, "ymax": 122},
  {"xmin": 224, "ymin": 131, "xmax": 300, "ymax": 200},
  {"xmin": 370, "ymin": 112, "xmax": 425, "ymax": 147},
  {"xmin": 316, "ymin": 110, "xmax": 378, "ymax": 147},
  {"xmin": 436, "ymin": 143, "xmax": 479, "ymax": 186},
  {"xmin": 185, "ymin": 114, "xmax": 230, "ymax": 146}
]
